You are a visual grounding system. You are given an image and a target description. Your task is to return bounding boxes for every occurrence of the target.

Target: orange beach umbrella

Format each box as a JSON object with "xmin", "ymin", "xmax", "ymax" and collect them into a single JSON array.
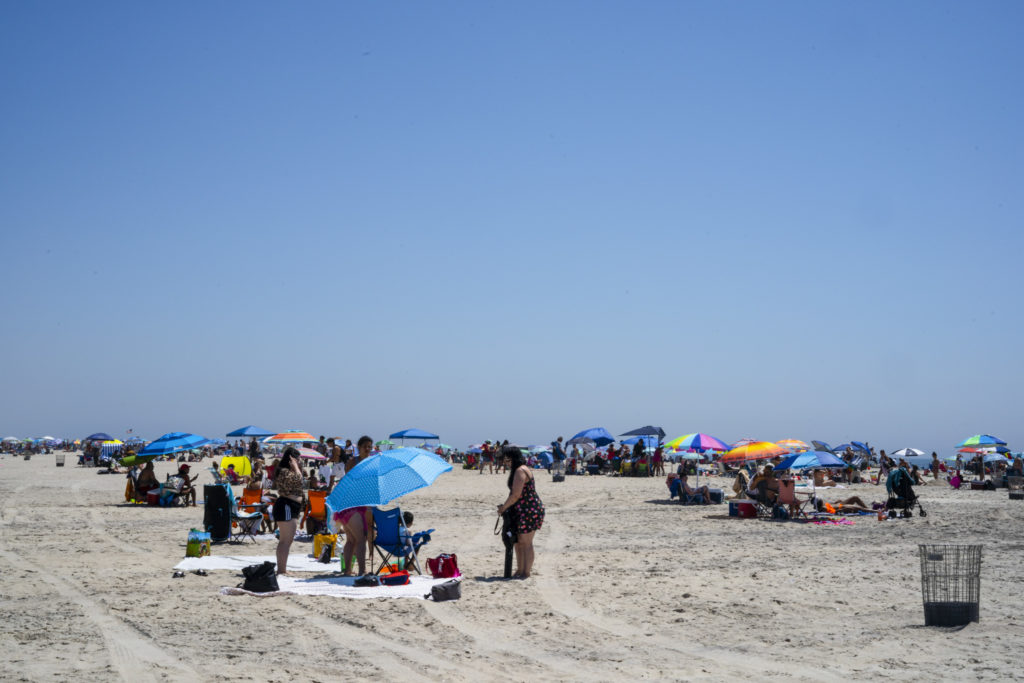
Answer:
[{"xmin": 720, "ymin": 441, "xmax": 789, "ymax": 464}]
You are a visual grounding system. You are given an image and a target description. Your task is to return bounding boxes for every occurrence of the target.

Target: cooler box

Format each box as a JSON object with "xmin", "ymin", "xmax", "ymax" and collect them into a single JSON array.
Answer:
[
  {"xmin": 708, "ymin": 488, "xmax": 724, "ymax": 504},
  {"xmin": 729, "ymin": 501, "xmax": 756, "ymax": 518},
  {"xmin": 146, "ymin": 490, "xmax": 160, "ymax": 506},
  {"xmin": 970, "ymin": 481, "xmax": 988, "ymax": 491}
]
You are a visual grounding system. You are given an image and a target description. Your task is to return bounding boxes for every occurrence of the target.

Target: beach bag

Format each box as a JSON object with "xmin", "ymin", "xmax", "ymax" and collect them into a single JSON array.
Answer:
[
  {"xmin": 186, "ymin": 528, "xmax": 212, "ymax": 557},
  {"xmin": 313, "ymin": 533, "xmax": 337, "ymax": 561},
  {"xmin": 240, "ymin": 561, "xmax": 278, "ymax": 593},
  {"xmin": 772, "ymin": 505, "xmax": 789, "ymax": 520},
  {"xmin": 427, "ymin": 579, "xmax": 462, "ymax": 601},
  {"xmin": 354, "ymin": 574, "xmax": 381, "ymax": 587},
  {"xmin": 427, "ymin": 553, "xmax": 461, "ymax": 579}
]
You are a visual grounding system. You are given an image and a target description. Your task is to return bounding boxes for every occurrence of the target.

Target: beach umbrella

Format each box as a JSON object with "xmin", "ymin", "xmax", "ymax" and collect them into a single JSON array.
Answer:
[
  {"xmin": 389, "ymin": 428, "xmax": 440, "ymax": 446},
  {"xmin": 326, "ymin": 447, "xmax": 452, "ymax": 513},
  {"xmin": 621, "ymin": 436, "xmax": 657, "ymax": 448},
  {"xmin": 568, "ymin": 427, "xmax": 614, "ymax": 447},
  {"xmin": 295, "ymin": 446, "xmax": 327, "ymax": 461},
  {"xmin": 134, "ymin": 432, "xmax": 209, "ymax": 460},
  {"xmin": 729, "ymin": 438, "xmax": 759, "ymax": 449},
  {"xmin": 2, "ymin": 436, "xmax": 19, "ymax": 442},
  {"xmin": 85, "ymin": 432, "xmax": 114, "ymax": 442},
  {"xmin": 620, "ymin": 426, "xmax": 666, "ymax": 439},
  {"xmin": 957, "ymin": 434, "xmax": 1007, "ymax": 448},
  {"xmin": 811, "ymin": 440, "xmax": 835, "ymax": 454},
  {"xmin": 774, "ymin": 451, "xmax": 848, "ymax": 471},
  {"xmin": 720, "ymin": 441, "xmax": 788, "ymax": 464},
  {"xmin": 666, "ymin": 433, "xmax": 729, "ymax": 452},
  {"xmin": 959, "ymin": 445, "xmax": 1009, "ymax": 454},
  {"xmin": 536, "ymin": 452, "xmax": 553, "ymax": 467},
  {"xmin": 566, "ymin": 436, "xmax": 597, "ymax": 448},
  {"xmin": 266, "ymin": 430, "xmax": 315, "ymax": 443},
  {"xmin": 376, "ymin": 439, "xmax": 395, "ymax": 448},
  {"xmin": 983, "ymin": 452, "xmax": 1012, "ymax": 464},
  {"xmin": 226, "ymin": 425, "xmax": 275, "ymax": 438},
  {"xmin": 891, "ymin": 448, "xmax": 926, "ymax": 459},
  {"xmin": 776, "ymin": 439, "xmax": 809, "ymax": 452}
]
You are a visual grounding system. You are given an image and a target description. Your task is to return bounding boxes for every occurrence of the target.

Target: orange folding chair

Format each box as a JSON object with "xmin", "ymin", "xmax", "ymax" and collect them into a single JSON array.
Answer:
[
  {"xmin": 302, "ymin": 490, "xmax": 328, "ymax": 535},
  {"xmin": 240, "ymin": 487, "xmax": 271, "ymax": 533}
]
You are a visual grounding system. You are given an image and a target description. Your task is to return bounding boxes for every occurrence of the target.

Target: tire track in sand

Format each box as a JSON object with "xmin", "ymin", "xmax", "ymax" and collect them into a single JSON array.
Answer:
[
  {"xmin": 532, "ymin": 499, "xmax": 842, "ymax": 681},
  {"xmin": 0, "ymin": 546, "xmax": 199, "ymax": 682}
]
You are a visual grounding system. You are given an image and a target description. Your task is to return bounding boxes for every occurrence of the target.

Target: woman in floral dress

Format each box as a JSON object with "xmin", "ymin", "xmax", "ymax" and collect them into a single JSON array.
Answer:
[{"xmin": 497, "ymin": 446, "xmax": 545, "ymax": 578}]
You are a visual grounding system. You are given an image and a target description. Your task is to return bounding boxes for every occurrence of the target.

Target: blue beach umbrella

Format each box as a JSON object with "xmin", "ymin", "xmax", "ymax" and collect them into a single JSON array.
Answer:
[
  {"xmin": 568, "ymin": 427, "xmax": 615, "ymax": 447},
  {"xmin": 957, "ymin": 434, "xmax": 1007, "ymax": 448},
  {"xmin": 622, "ymin": 436, "xmax": 658, "ymax": 448},
  {"xmin": 774, "ymin": 451, "xmax": 848, "ymax": 471},
  {"xmin": 85, "ymin": 432, "xmax": 114, "ymax": 442},
  {"xmin": 326, "ymin": 447, "xmax": 452, "ymax": 513},
  {"xmin": 226, "ymin": 425, "xmax": 275, "ymax": 438},
  {"xmin": 135, "ymin": 432, "xmax": 210, "ymax": 459}
]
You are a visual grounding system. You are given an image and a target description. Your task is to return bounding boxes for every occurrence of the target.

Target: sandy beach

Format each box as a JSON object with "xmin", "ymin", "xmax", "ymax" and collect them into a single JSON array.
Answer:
[{"xmin": 1, "ymin": 453, "xmax": 1022, "ymax": 682}]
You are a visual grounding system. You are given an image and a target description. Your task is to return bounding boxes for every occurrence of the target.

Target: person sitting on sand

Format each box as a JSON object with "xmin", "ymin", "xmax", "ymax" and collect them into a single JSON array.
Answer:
[
  {"xmin": 679, "ymin": 473, "xmax": 712, "ymax": 504},
  {"xmin": 910, "ymin": 465, "xmax": 926, "ymax": 486},
  {"xmin": 813, "ymin": 469, "xmax": 837, "ymax": 487},
  {"xmin": 224, "ymin": 463, "xmax": 244, "ymax": 485},
  {"xmin": 177, "ymin": 464, "xmax": 199, "ymax": 507}
]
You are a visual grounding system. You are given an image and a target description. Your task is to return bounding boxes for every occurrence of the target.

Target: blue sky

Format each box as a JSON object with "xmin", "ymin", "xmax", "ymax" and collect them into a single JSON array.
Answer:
[{"xmin": 1, "ymin": 2, "xmax": 1020, "ymax": 454}]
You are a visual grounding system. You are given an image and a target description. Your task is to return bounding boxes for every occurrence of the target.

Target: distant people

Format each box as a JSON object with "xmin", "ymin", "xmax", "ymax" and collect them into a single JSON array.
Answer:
[
  {"xmin": 322, "ymin": 439, "xmax": 346, "ymax": 490},
  {"xmin": 551, "ymin": 437, "xmax": 566, "ymax": 475},
  {"xmin": 316, "ymin": 435, "xmax": 327, "ymax": 456},
  {"xmin": 930, "ymin": 452, "xmax": 941, "ymax": 480},
  {"xmin": 497, "ymin": 446, "xmax": 545, "ymax": 579},
  {"xmin": 632, "ymin": 439, "xmax": 646, "ymax": 476},
  {"xmin": 479, "ymin": 440, "xmax": 493, "ymax": 475},
  {"xmin": 136, "ymin": 462, "xmax": 160, "ymax": 496},
  {"xmin": 876, "ymin": 450, "xmax": 891, "ymax": 485},
  {"xmin": 911, "ymin": 465, "xmax": 926, "ymax": 486},
  {"xmin": 272, "ymin": 447, "xmax": 304, "ymax": 575},
  {"xmin": 248, "ymin": 438, "xmax": 260, "ymax": 460},
  {"xmin": 653, "ymin": 444, "xmax": 665, "ymax": 476}
]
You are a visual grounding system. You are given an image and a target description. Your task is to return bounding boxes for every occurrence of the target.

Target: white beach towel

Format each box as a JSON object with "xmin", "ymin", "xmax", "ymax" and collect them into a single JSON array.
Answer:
[
  {"xmin": 219, "ymin": 573, "xmax": 454, "ymax": 600},
  {"xmin": 175, "ymin": 554, "xmax": 339, "ymax": 574}
]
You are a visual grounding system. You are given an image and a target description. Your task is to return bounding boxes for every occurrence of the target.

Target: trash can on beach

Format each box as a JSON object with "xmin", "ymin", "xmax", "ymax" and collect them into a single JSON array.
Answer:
[
  {"xmin": 919, "ymin": 545, "xmax": 982, "ymax": 626},
  {"xmin": 55, "ymin": 454, "xmax": 65, "ymax": 467}
]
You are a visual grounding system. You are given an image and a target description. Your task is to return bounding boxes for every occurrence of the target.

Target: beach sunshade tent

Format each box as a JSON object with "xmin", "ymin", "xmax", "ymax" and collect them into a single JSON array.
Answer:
[
  {"xmin": 266, "ymin": 431, "xmax": 315, "ymax": 443},
  {"xmin": 720, "ymin": 441, "xmax": 788, "ymax": 464},
  {"xmin": 620, "ymin": 426, "xmax": 667, "ymax": 439},
  {"xmin": 326, "ymin": 447, "xmax": 452, "ymax": 513},
  {"xmin": 226, "ymin": 425, "xmax": 275, "ymax": 438},
  {"xmin": 568, "ymin": 428, "xmax": 614, "ymax": 447},
  {"xmin": 774, "ymin": 451, "xmax": 848, "ymax": 471},
  {"xmin": 220, "ymin": 455, "xmax": 252, "ymax": 476},
  {"xmin": 957, "ymin": 434, "xmax": 1007, "ymax": 448},
  {"xmin": 666, "ymin": 433, "xmax": 729, "ymax": 452}
]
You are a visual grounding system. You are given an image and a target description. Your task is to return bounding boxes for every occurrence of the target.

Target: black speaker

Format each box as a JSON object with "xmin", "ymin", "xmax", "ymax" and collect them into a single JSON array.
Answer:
[{"xmin": 203, "ymin": 484, "xmax": 231, "ymax": 542}]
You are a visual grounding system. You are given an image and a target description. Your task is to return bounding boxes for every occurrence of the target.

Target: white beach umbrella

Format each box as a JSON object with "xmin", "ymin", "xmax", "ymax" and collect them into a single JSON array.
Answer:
[{"xmin": 891, "ymin": 448, "xmax": 926, "ymax": 458}]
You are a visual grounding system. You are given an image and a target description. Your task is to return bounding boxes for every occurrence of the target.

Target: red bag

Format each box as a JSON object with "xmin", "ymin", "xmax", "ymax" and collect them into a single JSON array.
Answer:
[{"xmin": 427, "ymin": 553, "xmax": 461, "ymax": 579}]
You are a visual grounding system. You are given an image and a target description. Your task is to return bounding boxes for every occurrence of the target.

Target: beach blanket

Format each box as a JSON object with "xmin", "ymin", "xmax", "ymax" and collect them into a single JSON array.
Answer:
[
  {"xmin": 175, "ymin": 554, "xmax": 340, "ymax": 574},
  {"xmin": 174, "ymin": 554, "xmax": 455, "ymax": 600},
  {"xmin": 219, "ymin": 573, "xmax": 454, "ymax": 599}
]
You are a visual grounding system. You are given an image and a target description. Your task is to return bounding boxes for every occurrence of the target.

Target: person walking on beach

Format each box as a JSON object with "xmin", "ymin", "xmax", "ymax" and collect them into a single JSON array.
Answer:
[
  {"xmin": 551, "ymin": 437, "xmax": 566, "ymax": 474},
  {"xmin": 497, "ymin": 446, "xmax": 544, "ymax": 579},
  {"xmin": 272, "ymin": 447, "xmax": 305, "ymax": 575}
]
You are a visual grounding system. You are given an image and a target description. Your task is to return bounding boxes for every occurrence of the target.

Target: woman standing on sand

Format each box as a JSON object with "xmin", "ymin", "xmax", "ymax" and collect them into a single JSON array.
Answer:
[
  {"xmin": 336, "ymin": 436, "xmax": 375, "ymax": 576},
  {"xmin": 497, "ymin": 446, "xmax": 544, "ymax": 579},
  {"xmin": 272, "ymin": 447, "xmax": 304, "ymax": 575}
]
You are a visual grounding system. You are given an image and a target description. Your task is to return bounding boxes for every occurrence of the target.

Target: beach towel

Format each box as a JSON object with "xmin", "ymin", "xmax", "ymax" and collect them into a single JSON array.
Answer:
[{"xmin": 220, "ymin": 573, "xmax": 457, "ymax": 600}]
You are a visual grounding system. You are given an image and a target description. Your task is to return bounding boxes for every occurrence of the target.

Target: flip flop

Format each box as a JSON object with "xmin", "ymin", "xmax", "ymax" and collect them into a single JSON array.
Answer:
[
  {"xmin": 172, "ymin": 571, "xmax": 185, "ymax": 578},
  {"xmin": 192, "ymin": 569, "xmax": 208, "ymax": 576}
]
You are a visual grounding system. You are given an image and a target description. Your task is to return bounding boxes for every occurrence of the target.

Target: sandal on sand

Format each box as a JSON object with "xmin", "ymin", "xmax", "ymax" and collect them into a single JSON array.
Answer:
[
  {"xmin": 192, "ymin": 569, "xmax": 208, "ymax": 576},
  {"xmin": 172, "ymin": 571, "xmax": 185, "ymax": 578}
]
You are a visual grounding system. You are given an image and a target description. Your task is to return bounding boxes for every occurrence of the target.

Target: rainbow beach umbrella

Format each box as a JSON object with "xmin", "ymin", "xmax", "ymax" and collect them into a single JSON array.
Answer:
[
  {"xmin": 776, "ymin": 439, "xmax": 809, "ymax": 452},
  {"xmin": 266, "ymin": 430, "xmax": 315, "ymax": 443},
  {"xmin": 957, "ymin": 434, "xmax": 1006, "ymax": 448},
  {"xmin": 720, "ymin": 441, "xmax": 788, "ymax": 464},
  {"xmin": 666, "ymin": 433, "xmax": 729, "ymax": 452}
]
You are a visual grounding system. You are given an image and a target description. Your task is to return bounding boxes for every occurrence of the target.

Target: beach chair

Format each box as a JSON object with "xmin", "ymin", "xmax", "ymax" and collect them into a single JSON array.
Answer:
[
  {"xmin": 157, "ymin": 475, "xmax": 187, "ymax": 507},
  {"xmin": 777, "ymin": 479, "xmax": 810, "ymax": 519},
  {"xmin": 240, "ymin": 487, "xmax": 271, "ymax": 533},
  {"xmin": 372, "ymin": 507, "xmax": 433, "ymax": 575},
  {"xmin": 752, "ymin": 480, "xmax": 777, "ymax": 520},
  {"xmin": 301, "ymin": 490, "xmax": 328, "ymax": 536}
]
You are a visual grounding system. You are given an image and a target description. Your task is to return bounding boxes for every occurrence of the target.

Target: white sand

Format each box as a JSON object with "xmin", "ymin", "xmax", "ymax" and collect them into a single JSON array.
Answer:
[{"xmin": 1, "ymin": 453, "xmax": 1022, "ymax": 681}]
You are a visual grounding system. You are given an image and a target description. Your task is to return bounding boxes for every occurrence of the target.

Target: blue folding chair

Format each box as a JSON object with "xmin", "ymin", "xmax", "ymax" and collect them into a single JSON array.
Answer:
[{"xmin": 372, "ymin": 507, "xmax": 433, "ymax": 575}]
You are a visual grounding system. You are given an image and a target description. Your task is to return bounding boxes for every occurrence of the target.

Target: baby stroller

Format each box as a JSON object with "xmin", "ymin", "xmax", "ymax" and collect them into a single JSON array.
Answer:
[{"xmin": 885, "ymin": 468, "xmax": 927, "ymax": 518}]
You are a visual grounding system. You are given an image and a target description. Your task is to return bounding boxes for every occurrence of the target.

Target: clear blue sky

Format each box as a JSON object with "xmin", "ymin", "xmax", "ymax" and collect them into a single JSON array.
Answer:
[{"xmin": 2, "ymin": 2, "xmax": 1020, "ymax": 454}]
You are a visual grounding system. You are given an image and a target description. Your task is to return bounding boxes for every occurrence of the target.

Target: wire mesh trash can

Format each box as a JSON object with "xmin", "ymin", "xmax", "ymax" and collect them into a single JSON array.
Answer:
[
  {"xmin": 55, "ymin": 454, "xmax": 65, "ymax": 467},
  {"xmin": 919, "ymin": 545, "xmax": 982, "ymax": 626}
]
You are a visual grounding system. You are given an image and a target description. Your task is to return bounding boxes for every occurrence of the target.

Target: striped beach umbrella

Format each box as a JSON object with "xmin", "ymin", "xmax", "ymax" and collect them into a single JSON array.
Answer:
[
  {"xmin": 665, "ymin": 433, "xmax": 729, "ymax": 452},
  {"xmin": 720, "ymin": 441, "xmax": 788, "ymax": 464},
  {"xmin": 266, "ymin": 430, "xmax": 315, "ymax": 443},
  {"xmin": 957, "ymin": 434, "xmax": 1006, "ymax": 448},
  {"xmin": 776, "ymin": 439, "xmax": 809, "ymax": 451}
]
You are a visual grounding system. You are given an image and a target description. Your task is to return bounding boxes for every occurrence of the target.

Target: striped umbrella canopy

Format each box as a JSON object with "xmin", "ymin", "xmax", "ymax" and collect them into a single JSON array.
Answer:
[
  {"xmin": 295, "ymin": 446, "xmax": 327, "ymax": 461},
  {"xmin": 774, "ymin": 450, "xmax": 847, "ymax": 471},
  {"xmin": 776, "ymin": 439, "xmax": 809, "ymax": 451},
  {"xmin": 957, "ymin": 434, "xmax": 1007, "ymax": 448},
  {"xmin": 666, "ymin": 433, "xmax": 729, "ymax": 452},
  {"xmin": 959, "ymin": 445, "xmax": 1009, "ymax": 454},
  {"xmin": 266, "ymin": 430, "xmax": 315, "ymax": 443},
  {"xmin": 720, "ymin": 441, "xmax": 789, "ymax": 464},
  {"xmin": 729, "ymin": 438, "xmax": 760, "ymax": 449},
  {"xmin": 891, "ymin": 447, "xmax": 926, "ymax": 458}
]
